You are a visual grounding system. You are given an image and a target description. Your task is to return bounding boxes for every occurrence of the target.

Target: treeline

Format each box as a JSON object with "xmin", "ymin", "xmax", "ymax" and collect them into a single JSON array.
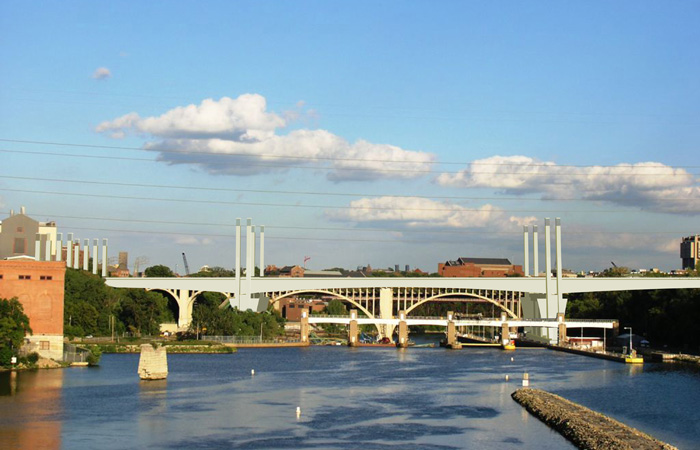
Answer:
[
  {"xmin": 64, "ymin": 268, "xmax": 285, "ymax": 338},
  {"xmin": 567, "ymin": 287, "xmax": 700, "ymax": 352}
]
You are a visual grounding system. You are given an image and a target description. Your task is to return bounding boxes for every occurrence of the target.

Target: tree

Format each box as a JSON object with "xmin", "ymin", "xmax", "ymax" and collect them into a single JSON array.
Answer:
[
  {"xmin": 0, "ymin": 298, "xmax": 32, "ymax": 366},
  {"xmin": 145, "ymin": 265, "xmax": 175, "ymax": 277}
]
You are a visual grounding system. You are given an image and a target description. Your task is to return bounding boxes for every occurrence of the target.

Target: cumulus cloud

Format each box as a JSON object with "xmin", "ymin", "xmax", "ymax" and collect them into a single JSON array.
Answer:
[
  {"xmin": 96, "ymin": 94, "xmax": 434, "ymax": 181},
  {"xmin": 92, "ymin": 67, "xmax": 112, "ymax": 80},
  {"xmin": 436, "ymin": 155, "xmax": 700, "ymax": 214},
  {"xmin": 326, "ymin": 196, "xmax": 536, "ymax": 231}
]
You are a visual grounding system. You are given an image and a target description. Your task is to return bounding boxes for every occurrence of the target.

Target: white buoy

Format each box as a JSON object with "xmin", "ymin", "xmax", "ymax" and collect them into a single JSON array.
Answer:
[
  {"xmin": 505, "ymin": 374, "xmax": 509, "ymax": 381},
  {"xmin": 251, "ymin": 369, "xmax": 255, "ymax": 376},
  {"xmin": 522, "ymin": 373, "xmax": 530, "ymax": 387},
  {"xmin": 510, "ymin": 357, "xmax": 514, "ymax": 362},
  {"xmin": 296, "ymin": 406, "xmax": 301, "ymax": 417}
]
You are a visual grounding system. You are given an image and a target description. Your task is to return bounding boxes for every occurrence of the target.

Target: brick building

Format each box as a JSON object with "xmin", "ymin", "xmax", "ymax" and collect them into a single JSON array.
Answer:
[
  {"xmin": 438, "ymin": 257, "xmax": 523, "ymax": 277},
  {"xmin": 0, "ymin": 258, "xmax": 66, "ymax": 360},
  {"xmin": 276, "ymin": 297, "xmax": 326, "ymax": 320}
]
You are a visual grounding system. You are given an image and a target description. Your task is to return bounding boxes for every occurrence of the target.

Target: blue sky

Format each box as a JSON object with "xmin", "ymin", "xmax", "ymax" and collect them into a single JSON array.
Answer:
[{"xmin": 1, "ymin": 1, "xmax": 698, "ymax": 273}]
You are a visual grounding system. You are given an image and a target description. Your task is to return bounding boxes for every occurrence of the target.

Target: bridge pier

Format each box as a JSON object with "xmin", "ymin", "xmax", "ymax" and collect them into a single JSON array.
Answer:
[
  {"xmin": 501, "ymin": 312, "xmax": 510, "ymax": 346},
  {"xmin": 379, "ymin": 288, "xmax": 395, "ymax": 340},
  {"xmin": 521, "ymin": 292, "xmax": 567, "ymax": 343},
  {"xmin": 397, "ymin": 310, "xmax": 409, "ymax": 348},
  {"xmin": 557, "ymin": 313, "xmax": 567, "ymax": 345},
  {"xmin": 348, "ymin": 309, "xmax": 358, "ymax": 347},
  {"xmin": 445, "ymin": 311, "xmax": 462, "ymax": 349},
  {"xmin": 300, "ymin": 308, "xmax": 309, "ymax": 344}
]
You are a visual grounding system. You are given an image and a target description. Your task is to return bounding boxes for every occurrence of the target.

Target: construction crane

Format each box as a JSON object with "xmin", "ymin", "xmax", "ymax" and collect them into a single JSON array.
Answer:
[
  {"xmin": 304, "ymin": 256, "xmax": 311, "ymax": 269},
  {"xmin": 182, "ymin": 252, "xmax": 191, "ymax": 276},
  {"xmin": 611, "ymin": 261, "xmax": 618, "ymax": 268}
]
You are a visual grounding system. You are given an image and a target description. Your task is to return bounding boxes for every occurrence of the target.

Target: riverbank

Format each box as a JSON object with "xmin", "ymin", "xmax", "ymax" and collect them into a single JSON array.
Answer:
[
  {"xmin": 512, "ymin": 388, "xmax": 677, "ymax": 450},
  {"xmin": 87, "ymin": 342, "xmax": 236, "ymax": 354}
]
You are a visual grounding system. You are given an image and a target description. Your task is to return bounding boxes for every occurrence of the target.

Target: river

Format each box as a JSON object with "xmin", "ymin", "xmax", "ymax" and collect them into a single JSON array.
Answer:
[{"xmin": 1, "ymin": 343, "xmax": 699, "ymax": 449}]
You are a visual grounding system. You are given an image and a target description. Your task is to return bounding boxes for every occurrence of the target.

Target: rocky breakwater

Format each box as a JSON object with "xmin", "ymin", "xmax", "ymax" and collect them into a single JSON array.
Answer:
[
  {"xmin": 511, "ymin": 388, "xmax": 676, "ymax": 450},
  {"xmin": 137, "ymin": 344, "xmax": 168, "ymax": 380}
]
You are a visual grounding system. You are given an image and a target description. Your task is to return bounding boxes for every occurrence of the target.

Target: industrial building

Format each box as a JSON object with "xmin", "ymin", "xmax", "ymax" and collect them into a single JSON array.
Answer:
[
  {"xmin": 438, "ymin": 257, "xmax": 523, "ymax": 277},
  {"xmin": 681, "ymin": 235, "xmax": 699, "ymax": 270}
]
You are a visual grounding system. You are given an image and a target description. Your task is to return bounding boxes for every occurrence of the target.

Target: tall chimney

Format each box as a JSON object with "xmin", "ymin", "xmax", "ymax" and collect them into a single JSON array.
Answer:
[
  {"xmin": 523, "ymin": 226, "xmax": 530, "ymax": 277},
  {"xmin": 532, "ymin": 225, "xmax": 539, "ymax": 276},
  {"xmin": 260, "ymin": 225, "xmax": 265, "ymax": 278},
  {"xmin": 544, "ymin": 219, "xmax": 552, "ymax": 314},
  {"xmin": 555, "ymin": 218, "xmax": 563, "ymax": 313}
]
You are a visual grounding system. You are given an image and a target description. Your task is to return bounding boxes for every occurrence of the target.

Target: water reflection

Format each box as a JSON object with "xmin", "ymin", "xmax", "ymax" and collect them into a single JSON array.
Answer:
[{"xmin": 0, "ymin": 369, "xmax": 64, "ymax": 449}]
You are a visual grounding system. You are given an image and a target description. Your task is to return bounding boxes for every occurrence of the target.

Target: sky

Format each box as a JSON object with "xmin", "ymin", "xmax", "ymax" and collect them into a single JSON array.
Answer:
[{"xmin": 1, "ymin": 1, "xmax": 699, "ymax": 274}]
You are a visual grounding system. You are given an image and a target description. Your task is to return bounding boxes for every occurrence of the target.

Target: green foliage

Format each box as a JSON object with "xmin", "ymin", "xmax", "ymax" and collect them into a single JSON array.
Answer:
[
  {"xmin": 189, "ymin": 292, "xmax": 285, "ymax": 337},
  {"xmin": 144, "ymin": 265, "xmax": 175, "ymax": 277},
  {"xmin": 0, "ymin": 297, "xmax": 32, "ymax": 365},
  {"xmin": 86, "ymin": 346, "xmax": 102, "ymax": 366},
  {"xmin": 117, "ymin": 289, "xmax": 171, "ymax": 336},
  {"xmin": 189, "ymin": 266, "xmax": 235, "ymax": 277},
  {"xmin": 27, "ymin": 352, "xmax": 40, "ymax": 364},
  {"xmin": 567, "ymin": 288, "xmax": 700, "ymax": 352}
]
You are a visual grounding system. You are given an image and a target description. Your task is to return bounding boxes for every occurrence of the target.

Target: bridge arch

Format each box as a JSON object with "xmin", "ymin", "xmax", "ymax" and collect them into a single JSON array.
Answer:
[
  {"xmin": 147, "ymin": 288, "xmax": 203, "ymax": 328},
  {"xmin": 270, "ymin": 290, "xmax": 376, "ymax": 319},
  {"xmin": 404, "ymin": 292, "xmax": 518, "ymax": 319}
]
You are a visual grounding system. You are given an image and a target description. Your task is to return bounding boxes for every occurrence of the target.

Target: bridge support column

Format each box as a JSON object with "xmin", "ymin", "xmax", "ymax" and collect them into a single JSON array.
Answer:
[
  {"xmin": 445, "ymin": 311, "xmax": 461, "ymax": 349},
  {"xmin": 379, "ymin": 288, "xmax": 395, "ymax": 339},
  {"xmin": 300, "ymin": 308, "xmax": 310, "ymax": 345},
  {"xmin": 521, "ymin": 292, "xmax": 567, "ymax": 344},
  {"xmin": 397, "ymin": 310, "xmax": 409, "ymax": 348},
  {"xmin": 501, "ymin": 312, "xmax": 510, "ymax": 346},
  {"xmin": 176, "ymin": 290, "xmax": 197, "ymax": 330},
  {"xmin": 557, "ymin": 313, "xmax": 567, "ymax": 345},
  {"xmin": 348, "ymin": 309, "xmax": 359, "ymax": 347}
]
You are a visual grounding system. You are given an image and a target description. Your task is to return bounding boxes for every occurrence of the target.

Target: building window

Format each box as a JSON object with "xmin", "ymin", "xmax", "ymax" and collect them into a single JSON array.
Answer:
[
  {"xmin": 13, "ymin": 237, "xmax": 26, "ymax": 254},
  {"xmin": 40, "ymin": 341, "xmax": 50, "ymax": 350},
  {"xmin": 16, "ymin": 226, "xmax": 24, "ymax": 232},
  {"xmin": 40, "ymin": 275, "xmax": 53, "ymax": 281},
  {"xmin": 19, "ymin": 275, "xmax": 31, "ymax": 280},
  {"xmin": 0, "ymin": 274, "xmax": 3, "ymax": 279}
]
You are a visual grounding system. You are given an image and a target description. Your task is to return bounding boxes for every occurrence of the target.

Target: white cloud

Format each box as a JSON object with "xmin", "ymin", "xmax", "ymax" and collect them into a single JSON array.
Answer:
[
  {"xmin": 174, "ymin": 235, "xmax": 213, "ymax": 245},
  {"xmin": 436, "ymin": 155, "xmax": 700, "ymax": 214},
  {"xmin": 326, "ymin": 196, "xmax": 536, "ymax": 230},
  {"xmin": 92, "ymin": 67, "xmax": 112, "ymax": 80},
  {"xmin": 96, "ymin": 94, "xmax": 434, "ymax": 181}
]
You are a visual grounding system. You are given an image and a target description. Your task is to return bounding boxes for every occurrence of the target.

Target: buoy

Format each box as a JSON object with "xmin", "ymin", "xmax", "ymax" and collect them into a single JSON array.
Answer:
[
  {"xmin": 296, "ymin": 406, "xmax": 301, "ymax": 417},
  {"xmin": 251, "ymin": 369, "xmax": 255, "ymax": 376},
  {"xmin": 522, "ymin": 372, "xmax": 530, "ymax": 387},
  {"xmin": 505, "ymin": 374, "xmax": 509, "ymax": 381},
  {"xmin": 510, "ymin": 357, "xmax": 514, "ymax": 362}
]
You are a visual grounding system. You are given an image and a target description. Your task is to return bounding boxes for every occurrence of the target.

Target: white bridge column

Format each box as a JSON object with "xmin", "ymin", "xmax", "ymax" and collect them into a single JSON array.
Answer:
[
  {"xmin": 175, "ymin": 290, "xmax": 197, "ymax": 329},
  {"xmin": 379, "ymin": 288, "xmax": 395, "ymax": 339}
]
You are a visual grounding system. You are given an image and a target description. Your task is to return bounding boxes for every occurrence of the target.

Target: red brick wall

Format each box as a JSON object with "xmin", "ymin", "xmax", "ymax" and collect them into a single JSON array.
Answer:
[{"xmin": 0, "ymin": 260, "xmax": 65, "ymax": 334}]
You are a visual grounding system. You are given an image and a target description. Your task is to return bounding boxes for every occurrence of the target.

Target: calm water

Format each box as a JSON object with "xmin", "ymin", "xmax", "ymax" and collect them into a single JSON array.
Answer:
[{"xmin": 1, "ymin": 344, "xmax": 699, "ymax": 449}]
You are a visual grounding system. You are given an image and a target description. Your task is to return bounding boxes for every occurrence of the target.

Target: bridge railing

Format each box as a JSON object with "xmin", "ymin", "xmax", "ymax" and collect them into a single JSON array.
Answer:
[{"xmin": 208, "ymin": 336, "xmax": 301, "ymax": 344}]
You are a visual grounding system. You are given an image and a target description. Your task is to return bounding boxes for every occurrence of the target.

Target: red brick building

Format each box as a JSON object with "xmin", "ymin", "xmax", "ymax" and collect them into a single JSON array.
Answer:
[
  {"xmin": 0, "ymin": 258, "xmax": 66, "ymax": 360},
  {"xmin": 438, "ymin": 257, "xmax": 523, "ymax": 277},
  {"xmin": 276, "ymin": 297, "xmax": 326, "ymax": 320}
]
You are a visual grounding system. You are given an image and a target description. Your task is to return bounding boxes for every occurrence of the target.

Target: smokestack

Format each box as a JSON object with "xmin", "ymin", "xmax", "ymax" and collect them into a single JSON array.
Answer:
[
  {"xmin": 235, "ymin": 219, "xmax": 241, "ymax": 281},
  {"xmin": 34, "ymin": 233, "xmax": 42, "ymax": 261},
  {"xmin": 92, "ymin": 239, "xmax": 98, "ymax": 275},
  {"xmin": 260, "ymin": 225, "xmax": 265, "ymax": 278},
  {"xmin": 544, "ymin": 219, "xmax": 552, "ymax": 311},
  {"xmin": 532, "ymin": 225, "xmax": 539, "ymax": 276},
  {"xmin": 246, "ymin": 218, "xmax": 252, "ymax": 281},
  {"xmin": 251, "ymin": 225, "xmax": 256, "ymax": 277},
  {"xmin": 83, "ymin": 239, "xmax": 89, "ymax": 271},
  {"xmin": 101, "ymin": 239, "xmax": 108, "ymax": 277},
  {"xmin": 523, "ymin": 226, "xmax": 530, "ymax": 277},
  {"xmin": 45, "ymin": 235, "xmax": 51, "ymax": 261},
  {"xmin": 56, "ymin": 233, "xmax": 63, "ymax": 262},
  {"xmin": 555, "ymin": 218, "xmax": 563, "ymax": 313},
  {"xmin": 67, "ymin": 233, "xmax": 73, "ymax": 266},
  {"xmin": 20, "ymin": 206, "xmax": 26, "ymax": 215}
]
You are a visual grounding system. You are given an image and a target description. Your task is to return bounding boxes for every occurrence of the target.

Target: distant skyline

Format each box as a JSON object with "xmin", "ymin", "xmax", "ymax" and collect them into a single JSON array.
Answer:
[{"xmin": 1, "ymin": 2, "xmax": 698, "ymax": 272}]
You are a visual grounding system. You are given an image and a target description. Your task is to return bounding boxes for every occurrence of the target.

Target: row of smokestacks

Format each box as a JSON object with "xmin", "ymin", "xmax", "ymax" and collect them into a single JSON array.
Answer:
[{"xmin": 33, "ymin": 233, "xmax": 109, "ymax": 277}]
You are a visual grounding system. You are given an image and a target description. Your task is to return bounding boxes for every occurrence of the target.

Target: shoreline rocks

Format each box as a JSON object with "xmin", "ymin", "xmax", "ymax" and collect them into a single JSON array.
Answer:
[{"xmin": 512, "ymin": 388, "xmax": 676, "ymax": 450}]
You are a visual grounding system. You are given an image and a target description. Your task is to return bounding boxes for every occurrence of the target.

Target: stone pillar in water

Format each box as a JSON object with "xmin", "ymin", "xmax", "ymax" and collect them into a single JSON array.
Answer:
[
  {"xmin": 446, "ymin": 311, "xmax": 461, "ymax": 349},
  {"xmin": 300, "ymin": 308, "xmax": 310, "ymax": 345},
  {"xmin": 557, "ymin": 313, "xmax": 567, "ymax": 345},
  {"xmin": 348, "ymin": 309, "xmax": 358, "ymax": 347},
  {"xmin": 138, "ymin": 344, "xmax": 168, "ymax": 380},
  {"xmin": 397, "ymin": 310, "xmax": 409, "ymax": 348}
]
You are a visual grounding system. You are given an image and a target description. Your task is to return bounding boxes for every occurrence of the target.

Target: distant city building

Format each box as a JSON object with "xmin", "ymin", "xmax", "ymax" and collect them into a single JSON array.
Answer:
[
  {"xmin": 438, "ymin": 257, "xmax": 523, "ymax": 277},
  {"xmin": 681, "ymin": 235, "xmax": 699, "ymax": 270},
  {"xmin": 108, "ymin": 251, "xmax": 130, "ymax": 277},
  {"xmin": 0, "ymin": 207, "xmax": 57, "ymax": 260},
  {"xmin": 276, "ymin": 298, "xmax": 326, "ymax": 320},
  {"xmin": 0, "ymin": 258, "xmax": 66, "ymax": 360}
]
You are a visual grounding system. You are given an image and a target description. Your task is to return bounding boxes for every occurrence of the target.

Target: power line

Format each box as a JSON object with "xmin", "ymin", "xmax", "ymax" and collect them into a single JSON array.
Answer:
[
  {"xmin": 1, "ymin": 174, "xmax": 695, "ymax": 201},
  {"xmin": 2, "ymin": 138, "xmax": 699, "ymax": 173},
  {"xmin": 1, "ymin": 210, "xmax": 691, "ymax": 237},
  {"xmin": 0, "ymin": 187, "xmax": 654, "ymax": 213}
]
